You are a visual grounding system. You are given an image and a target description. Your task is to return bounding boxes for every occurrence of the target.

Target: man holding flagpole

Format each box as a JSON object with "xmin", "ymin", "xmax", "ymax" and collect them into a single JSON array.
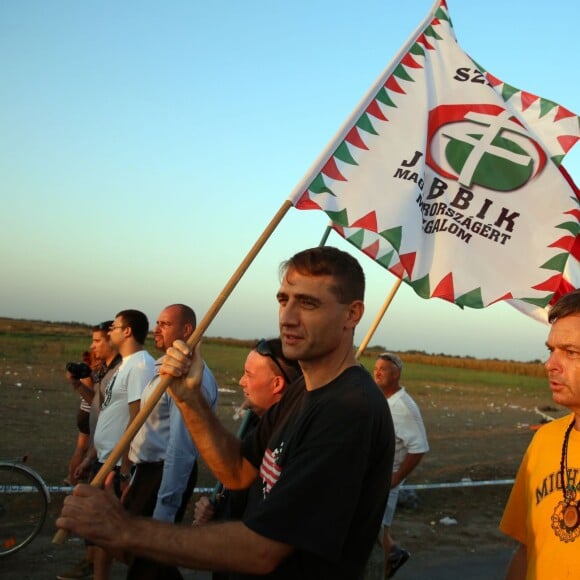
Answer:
[
  {"xmin": 57, "ymin": 246, "xmax": 395, "ymax": 579},
  {"xmin": 55, "ymin": 0, "xmax": 580, "ymax": 576}
]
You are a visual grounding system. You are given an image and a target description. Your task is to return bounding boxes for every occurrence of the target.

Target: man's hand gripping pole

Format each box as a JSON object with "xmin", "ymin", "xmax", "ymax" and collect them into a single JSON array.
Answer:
[{"xmin": 52, "ymin": 199, "xmax": 293, "ymax": 545}]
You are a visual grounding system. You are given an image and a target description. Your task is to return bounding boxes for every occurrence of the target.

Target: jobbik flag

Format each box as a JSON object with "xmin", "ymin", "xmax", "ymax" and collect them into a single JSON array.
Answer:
[{"xmin": 288, "ymin": 0, "xmax": 580, "ymax": 315}]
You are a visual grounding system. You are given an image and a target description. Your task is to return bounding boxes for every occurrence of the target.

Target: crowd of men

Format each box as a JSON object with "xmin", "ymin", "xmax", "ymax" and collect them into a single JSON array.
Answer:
[{"xmin": 55, "ymin": 246, "xmax": 580, "ymax": 580}]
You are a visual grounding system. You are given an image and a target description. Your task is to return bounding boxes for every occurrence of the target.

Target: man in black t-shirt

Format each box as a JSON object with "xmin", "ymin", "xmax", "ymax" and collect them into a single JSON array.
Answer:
[
  {"xmin": 57, "ymin": 246, "xmax": 395, "ymax": 579},
  {"xmin": 193, "ymin": 337, "xmax": 302, "ymax": 580}
]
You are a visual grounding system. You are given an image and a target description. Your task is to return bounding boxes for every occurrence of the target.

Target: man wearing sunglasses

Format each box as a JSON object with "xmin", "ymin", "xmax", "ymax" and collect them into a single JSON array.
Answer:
[
  {"xmin": 57, "ymin": 246, "xmax": 395, "ymax": 579},
  {"xmin": 241, "ymin": 338, "xmax": 301, "ymax": 416},
  {"xmin": 193, "ymin": 338, "xmax": 301, "ymax": 538}
]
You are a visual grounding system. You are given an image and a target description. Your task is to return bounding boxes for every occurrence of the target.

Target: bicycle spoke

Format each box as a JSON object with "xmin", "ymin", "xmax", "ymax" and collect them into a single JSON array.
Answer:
[{"xmin": 0, "ymin": 464, "xmax": 48, "ymax": 557}]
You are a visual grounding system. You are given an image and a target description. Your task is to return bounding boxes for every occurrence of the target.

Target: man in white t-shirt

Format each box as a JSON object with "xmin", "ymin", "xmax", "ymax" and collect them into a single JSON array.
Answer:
[
  {"xmin": 374, "ymin": 353, "xmax": 429, "ymax": 578},
  {"xmin": 92, "ymin": 309, "xmax": 155, "ymax": 580}
]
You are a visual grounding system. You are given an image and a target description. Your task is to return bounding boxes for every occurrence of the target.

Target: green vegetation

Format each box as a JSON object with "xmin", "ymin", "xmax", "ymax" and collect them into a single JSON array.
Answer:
[
  {"xmin": 0, "ymin": 333, "xmax": 89, "ymax": 365},
  {"xmin": 358, "ymin": 354, "xmax": 547, "ymax": 390},
  {"xmin": 0, "ymin": 318, "xmax": 547, "ymax": 390},
  {"xmin": 0, "ymin": 316, "xmax": 556, "ymax": 498}
]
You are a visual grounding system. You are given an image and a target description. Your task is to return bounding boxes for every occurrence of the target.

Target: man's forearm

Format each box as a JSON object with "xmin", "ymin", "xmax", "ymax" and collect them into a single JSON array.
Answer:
[
  {"xmin": 173, "ymin": 392, "xmax": 257, "ymax": 489},
  {"xmin": 120, "ymin": 517, "xmax": 291, "ymax": 574},
  {"xmin": 84, "ymin": 446, "xmax": 97, "ymax": 463},
  {"xmin": 73, "ymin": 378, "xmax": 95, "ymax": 404},
  {"xmin": 393, "ymin": 453, "xmax": 424, "ymax": 487},
  {"xmin": 505, "ymin": 543, "xmax": 527, "ymax": 580},
  {"xmin": 121, "ymin": 401, "xmax": 140, "ymax": 475},
  {"xmin": 57, "ymin": 484, "xmax": 292, "ymax": 574},
  {"xmin": 163, "ymin": 341, "xmax": 257, "ymax": 488}
]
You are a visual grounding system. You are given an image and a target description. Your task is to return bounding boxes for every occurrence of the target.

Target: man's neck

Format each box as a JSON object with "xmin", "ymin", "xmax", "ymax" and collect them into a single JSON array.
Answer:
[
  {"xmin": 104, "ymin": 354, "xmax": 118, "ymax": 366},
  {"xmin": 119, "ymin": 340, "xmax": 144, "ymax": 358},
  {"xmin": 383, "ymin": 384, "xmax": 401, "ymax": 398},
  {"xmin": 301, "ymin": 345, "xmax": 358, "ymax": 391}
]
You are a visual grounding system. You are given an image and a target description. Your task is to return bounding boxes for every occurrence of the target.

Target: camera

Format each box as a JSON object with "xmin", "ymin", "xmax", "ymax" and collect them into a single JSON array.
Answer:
[{"xmin": 66, "ymin": 362, "xmax": 92, "ymax": 380}]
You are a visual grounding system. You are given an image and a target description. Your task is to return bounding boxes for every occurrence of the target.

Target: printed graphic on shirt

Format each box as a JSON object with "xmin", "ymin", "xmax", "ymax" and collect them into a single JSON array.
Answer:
[
  {"xmin": 551, "ymin": 500, "xmax": 580, "ymax": 543},
  {"xmin": 101, "ymin": 371, "xmax": 118, "ymax": 409},
  {"xmin": 535, "ymin": 467, "xmax": 580, "ymax": 543},
  {"xmin": 536, "ymin": 469, "xmax": 580, "ymax": 506},
  {"xmin": 259, "ymin": 442, "xmax": 284, "ymax": 498}
]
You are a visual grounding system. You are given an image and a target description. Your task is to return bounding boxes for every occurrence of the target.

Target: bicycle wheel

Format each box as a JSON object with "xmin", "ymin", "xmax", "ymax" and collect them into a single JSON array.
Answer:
[{"xmin": 0, "ymin": 463, "xmax": 49, "ymax": 557}]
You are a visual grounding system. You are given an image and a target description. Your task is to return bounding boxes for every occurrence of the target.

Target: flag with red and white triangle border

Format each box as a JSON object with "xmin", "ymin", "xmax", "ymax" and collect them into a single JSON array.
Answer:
[{"xmin": 289, "ymin": 0, "xmax": 579, "ymax": 313}]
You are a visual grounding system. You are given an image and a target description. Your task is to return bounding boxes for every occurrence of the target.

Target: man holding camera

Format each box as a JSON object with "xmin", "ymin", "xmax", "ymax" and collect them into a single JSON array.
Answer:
[
  {"xmin": 64, "ymin": 324, "xmax": 126, "ymax": 486},
  {"xmin": 59, "ymin": 321, "xmax": 122, "ymax": 580},
  {"xmin": 64, "ymin": 355, "xmax": 96, "ymax": 487}
]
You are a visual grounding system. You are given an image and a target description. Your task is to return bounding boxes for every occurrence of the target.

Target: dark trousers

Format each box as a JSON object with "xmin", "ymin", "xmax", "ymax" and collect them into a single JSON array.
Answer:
[
  {"xmin": 125, "ymin": 461, "xmax": 198, "ymax": 580},
  {"xmin": 85, "ymin": 461, "xmax": 122, "ymax": 547}
]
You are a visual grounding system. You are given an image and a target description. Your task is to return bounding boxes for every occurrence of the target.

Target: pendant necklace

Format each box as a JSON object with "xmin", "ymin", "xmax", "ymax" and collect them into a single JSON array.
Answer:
[{"xmin": 551, "ymin": 418, "xmax": 580, "ymax": 542}]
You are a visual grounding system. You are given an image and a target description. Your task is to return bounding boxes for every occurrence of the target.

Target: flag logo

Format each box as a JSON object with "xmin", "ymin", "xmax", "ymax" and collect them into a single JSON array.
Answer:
[
  {"xmin": 289, "ymin": 0, "xmax": 579, "ymax": 313},
  {"xmin": 427, "ymin": 104, "xmax": 547, "ymax": 192}
]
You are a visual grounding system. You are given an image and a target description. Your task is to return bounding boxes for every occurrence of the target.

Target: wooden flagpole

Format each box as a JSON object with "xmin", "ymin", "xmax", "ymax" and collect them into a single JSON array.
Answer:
[
  {"xmin": 53, "ymin": 199, "xmax": 293, "ymax": 544},
  {"xmin": 285, "ymin": 0, "xmax": 441, "ymax": 205},
  {"xmin": 355, "ymin": 278, "xmax": 403, "ymax": 359},
  {"xmin": 317, "ymin": 222, "xmax": 403, "ymax": 360},
  {"xmin": 318, "ymin": 224, "xmax": 333, "ymax": 247},
  {"xmin": 55, "ymin": 0, "xmax": 441, "ymax": 541}
]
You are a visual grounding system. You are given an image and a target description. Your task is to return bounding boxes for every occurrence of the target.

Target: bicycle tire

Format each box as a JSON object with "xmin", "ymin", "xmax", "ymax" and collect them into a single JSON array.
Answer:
[{"xmin": 0, "ymin": 463, "xmax": 50, "ymax": 557}]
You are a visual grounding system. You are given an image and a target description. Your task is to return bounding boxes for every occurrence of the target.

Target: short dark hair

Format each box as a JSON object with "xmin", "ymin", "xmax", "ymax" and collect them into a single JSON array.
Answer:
[
  {"xmin": 280, "ymin": 246, "xmax": 365, "ymax": 303},
  {"xmin": 93, "ymin": 320, "xmax": 114, "ymax": 335},
  {"xmin": 548, "ymin": 290, "xmax": 580, "ymax": 323},
  {"xmin": 165, "ymin": 304, "xmax": 197, "ymax": 329},
  {"xmin": 116, "ymin": 309, "xmax": 149, "ymax": 344}
]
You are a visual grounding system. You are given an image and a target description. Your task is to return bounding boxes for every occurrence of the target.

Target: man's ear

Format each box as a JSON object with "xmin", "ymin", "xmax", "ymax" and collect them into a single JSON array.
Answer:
[
  {"xmin": 272, "ymin": 375, "xmax": 286, "ymax": 395},
  {"xmin": 345, "ymin": 300, "xmax": 365, "ymax": 328},
  {"xmin": 183, "ymin": 323, "xmax": 194, "ymax": 341}
]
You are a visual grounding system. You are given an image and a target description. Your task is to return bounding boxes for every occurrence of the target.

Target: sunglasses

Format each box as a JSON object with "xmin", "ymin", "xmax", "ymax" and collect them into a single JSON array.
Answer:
[{"xmin": 255, "ymin": 339, "xmax": 291, "ymax": 384}]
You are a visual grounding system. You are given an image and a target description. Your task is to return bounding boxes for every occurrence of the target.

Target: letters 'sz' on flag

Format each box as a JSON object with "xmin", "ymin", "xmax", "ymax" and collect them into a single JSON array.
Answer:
[{"xmin": 289, "ymin": 0, "xmax": 580, "ymax": 318}]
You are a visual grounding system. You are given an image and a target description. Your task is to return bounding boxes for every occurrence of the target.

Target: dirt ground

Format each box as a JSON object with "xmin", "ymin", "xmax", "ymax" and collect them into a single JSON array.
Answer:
[{"xmin": 0, "ymin": 331, "xmax": 566, "ymax": 579}]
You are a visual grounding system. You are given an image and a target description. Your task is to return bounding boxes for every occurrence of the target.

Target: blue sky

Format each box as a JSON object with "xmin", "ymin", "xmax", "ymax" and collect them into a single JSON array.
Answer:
[{"xmin": 1, "ymin": 0, "xmax": 578, "ymax": 362}]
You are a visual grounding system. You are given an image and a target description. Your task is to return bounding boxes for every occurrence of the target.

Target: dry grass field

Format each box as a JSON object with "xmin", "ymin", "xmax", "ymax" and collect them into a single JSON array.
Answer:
[{"xmin": 0, "ymin": 317, "xmax": 565, "ymax": 578}]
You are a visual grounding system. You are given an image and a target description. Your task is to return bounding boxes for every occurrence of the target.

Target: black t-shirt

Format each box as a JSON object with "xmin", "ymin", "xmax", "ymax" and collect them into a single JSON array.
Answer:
[{"xmin": 241, "ymin": 365, "xmax": 395, "ymax": 579}]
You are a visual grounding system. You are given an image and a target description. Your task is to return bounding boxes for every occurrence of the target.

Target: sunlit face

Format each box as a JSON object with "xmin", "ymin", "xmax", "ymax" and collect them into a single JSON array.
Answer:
[
  {"xmin": 91, "ymin": 330, "xmax": 113, "ymax": 361},
  {"xmin": 153, "ymin": 306, "xmax": 192, "ymax": 353},
  {"xmin": 108, "ymin": 316, "xmax": 127, "ymax": 348},
  {"xmin": 545, "ymin": 314, "xmax": 580, "ymax": 413},
  {"xmin": 276, "ymin": 268, "xmax": 361, "ymax": 363},
  {"xmin": 373, "ymin": 359, "xmax": 400, "ymax": 395},
  {"xmin": 238, "ymin": 350, "xmax": 282, "ymax": 415}
]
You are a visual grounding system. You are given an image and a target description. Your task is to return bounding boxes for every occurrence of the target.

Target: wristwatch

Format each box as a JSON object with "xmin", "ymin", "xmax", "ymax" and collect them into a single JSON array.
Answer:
[{"xmin": 118, "ymin": 471, "xmax": 131, "ymax": 482}]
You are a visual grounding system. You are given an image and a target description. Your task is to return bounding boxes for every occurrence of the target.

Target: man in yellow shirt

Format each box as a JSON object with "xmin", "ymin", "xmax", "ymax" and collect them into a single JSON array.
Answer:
[{"xmin": 500, "ymin": 289, "xmax": 580, "ymax": 579}]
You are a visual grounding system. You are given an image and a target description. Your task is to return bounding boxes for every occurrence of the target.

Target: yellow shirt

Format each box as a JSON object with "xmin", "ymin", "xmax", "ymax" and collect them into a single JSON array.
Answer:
[{"xmin": 500, "ymin": 414, "xmax": 580, "ymax": 579}]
